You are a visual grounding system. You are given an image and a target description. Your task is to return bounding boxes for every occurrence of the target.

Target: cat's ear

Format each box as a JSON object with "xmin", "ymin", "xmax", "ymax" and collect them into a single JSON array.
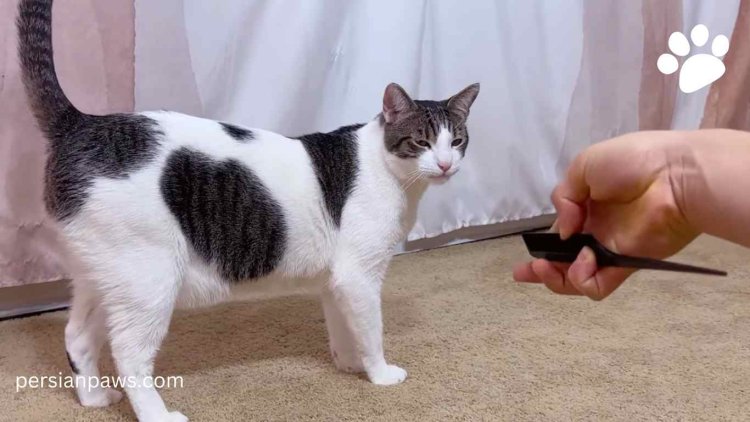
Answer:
[
  {"xmin": 383, "ymin": 83, "xmax": 416, "ymax": 124},
  {"xmin": 447, "ymin": 83, "xmax": 480, "ymax": 122}
]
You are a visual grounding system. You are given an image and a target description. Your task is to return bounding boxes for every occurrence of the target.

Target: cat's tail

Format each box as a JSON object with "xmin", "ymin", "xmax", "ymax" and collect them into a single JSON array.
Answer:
[{"xmin": 17, "ymin": 0, "xmax": 84, "ymax": 139}]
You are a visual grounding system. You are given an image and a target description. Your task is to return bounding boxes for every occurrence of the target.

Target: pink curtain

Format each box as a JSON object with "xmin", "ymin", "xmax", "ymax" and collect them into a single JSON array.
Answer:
[
  {"xmin": 0, "ymin": 0, "xmax": 134, "ymax": 287},
  {"xmin": 639, "ymin": 0, "xmax": 683, "ymax": 130},
  {"xmin": 702, "ymin": 0, "xmax": 750, "ymax": 130}
]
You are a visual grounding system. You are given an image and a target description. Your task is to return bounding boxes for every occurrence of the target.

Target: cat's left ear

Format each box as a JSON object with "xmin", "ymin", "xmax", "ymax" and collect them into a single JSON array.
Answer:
[{"xmin": 447, "ymin": 83, "xmax": 480, "ymax": 122}]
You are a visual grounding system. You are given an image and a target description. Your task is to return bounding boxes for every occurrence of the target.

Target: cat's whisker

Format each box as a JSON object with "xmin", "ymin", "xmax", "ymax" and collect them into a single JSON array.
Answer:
[
  {"xmin": 401, "ymin": 171, "xmax": 421, "ymax": 187},
  {"xmin": 402, "ymin": 172, "xmax": 424, "ymax": 191},
  {"xmin": 400, "ymin": 170, "xmax": 421, "ymax": 189}
]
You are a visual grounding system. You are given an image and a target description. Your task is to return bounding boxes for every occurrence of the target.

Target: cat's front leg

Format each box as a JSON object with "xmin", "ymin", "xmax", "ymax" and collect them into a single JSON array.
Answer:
[{"xmin": 325, "ymin": 260, "xmax": 406, "ymax": 386}]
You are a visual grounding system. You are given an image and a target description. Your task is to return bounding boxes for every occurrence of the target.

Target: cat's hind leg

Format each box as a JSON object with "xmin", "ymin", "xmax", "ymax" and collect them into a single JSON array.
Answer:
[
  {"xmin": 96, "ymin": 246, "xmax": 187, "ymax": 422},
  {"xmin": 65, "ymin": 277, "xmax": 123, "ymax": 407}
]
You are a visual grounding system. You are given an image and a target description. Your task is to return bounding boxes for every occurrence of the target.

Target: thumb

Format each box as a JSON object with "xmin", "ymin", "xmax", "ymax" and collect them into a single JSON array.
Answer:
[
  {"xmin": 567, "ymin": 247, "xmax": 634, "ymax": 300},
  {"xmin": 552, "ymin": 151, "xmax": 590, "ymax": 239},
  {"xmin": 568, "ymin": 247, "xmax": 597, "ymax": 288}
]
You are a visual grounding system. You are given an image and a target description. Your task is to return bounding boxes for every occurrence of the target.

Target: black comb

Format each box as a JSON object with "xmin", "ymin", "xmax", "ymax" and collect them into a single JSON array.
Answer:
[{"xmin": 522, "ymin": 233, "xmax": 727, "ymax": 276}]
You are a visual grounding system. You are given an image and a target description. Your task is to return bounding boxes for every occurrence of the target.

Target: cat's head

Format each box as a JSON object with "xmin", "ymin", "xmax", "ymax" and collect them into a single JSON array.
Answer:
[{"xmin": 381, "ymin": 83, "xmax": 480, "ymax": 185}]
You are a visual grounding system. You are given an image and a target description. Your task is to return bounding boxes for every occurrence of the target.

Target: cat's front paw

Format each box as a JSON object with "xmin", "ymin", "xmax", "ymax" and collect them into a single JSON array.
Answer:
[
  {"xmin": 166, "ymin": 411, "xmax": 189, "ymax": 422},
  {"xmin": 79, "ymin": 387, "xmax": 123, "ymax": 407},
  {"xmin": 368, "ymin": 364, "xmax": 407, "ymax": 386}
]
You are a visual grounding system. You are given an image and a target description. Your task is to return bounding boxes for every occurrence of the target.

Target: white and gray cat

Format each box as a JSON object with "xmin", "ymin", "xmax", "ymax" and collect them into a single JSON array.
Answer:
[{"xmin": 18, "ymin": 1, "xmax": 479, "ymax": 420}]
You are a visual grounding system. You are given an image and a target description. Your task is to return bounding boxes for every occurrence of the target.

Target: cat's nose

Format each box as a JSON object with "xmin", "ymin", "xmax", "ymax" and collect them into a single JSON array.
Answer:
[{"xmin": 437, "ymin": 161, "xmax": 451, "ymax": 173}]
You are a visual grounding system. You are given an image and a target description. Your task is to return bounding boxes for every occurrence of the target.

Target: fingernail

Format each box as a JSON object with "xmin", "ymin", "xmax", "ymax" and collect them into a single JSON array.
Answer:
[
  {"xmin": 559, "ymin": 227, "xmax": 570, "ymax": 240},
  {"xmin": 580, "ymin": 247, "xmax": 594, "ymax": 263}
]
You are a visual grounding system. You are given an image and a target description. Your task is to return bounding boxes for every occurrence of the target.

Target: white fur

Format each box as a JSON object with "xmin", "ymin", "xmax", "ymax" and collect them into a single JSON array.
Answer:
[
  {"xmin": 418, "ymin": 126, "xmax": 462, "ymax": 180},
  {"xmin": 60, "ymin": 111, "xmax": 462, "ymax": 421}
]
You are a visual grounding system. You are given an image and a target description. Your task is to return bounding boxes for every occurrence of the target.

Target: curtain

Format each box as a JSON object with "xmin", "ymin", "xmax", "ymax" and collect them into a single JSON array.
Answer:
[
  {"xmin": 702, "ymin": 0, "xmax": 750, "ymax": 130},
  {"xmin": 672, "ymin": 0, "xmax": 740, "ymax": 129},
  {"xmin": 0, "ymin": 0, "xmax": 134, "ymax": 287},
  {"xmin": 1, "ymin": 0, "xmax": 747, "ymax": 287}
]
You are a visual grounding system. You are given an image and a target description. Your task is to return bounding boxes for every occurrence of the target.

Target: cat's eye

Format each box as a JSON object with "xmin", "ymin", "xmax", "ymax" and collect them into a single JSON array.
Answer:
[
  {"xmin": 414, "ymin": 140, "xmax": 431, "ymax": 148},
  {"xmin": 451, "ymin": 138, "xmax": 464, "ymax": 147},
  {"xmin": 398, "ymin": 136, "xmax": 412, "ymax": 144}
]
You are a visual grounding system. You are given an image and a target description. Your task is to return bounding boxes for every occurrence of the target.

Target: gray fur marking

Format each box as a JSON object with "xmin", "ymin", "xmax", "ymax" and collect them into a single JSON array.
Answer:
[
  {"xmin": 297, "ymin": 124, "xmax": 362, "ymax": 227},
  {"xmin": 220, "ymin": 122, "xmax": 255, "ymax": 141},
  {"xmin": 160, "ymin": 148, "xmax": 287, "ymax": 283},
  {"xmin": 18, "ymin": 0, "xmax": 162, "ymax": 221}
]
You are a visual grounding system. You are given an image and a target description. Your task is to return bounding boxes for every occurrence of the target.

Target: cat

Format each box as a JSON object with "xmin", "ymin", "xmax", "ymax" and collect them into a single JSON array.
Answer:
[{"xmin": 17, "ymin": 0, "xmax": 479, "ymax": 421}]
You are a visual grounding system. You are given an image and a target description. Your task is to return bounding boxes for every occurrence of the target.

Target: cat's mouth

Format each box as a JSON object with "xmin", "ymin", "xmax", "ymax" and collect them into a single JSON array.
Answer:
[
  {"xmin": 427, "ymin": 174, "xmax": 451, "ymax": 184},
  {"xmin": 427, "ymin": 168, "xmax": 458, "ymax": 183}
]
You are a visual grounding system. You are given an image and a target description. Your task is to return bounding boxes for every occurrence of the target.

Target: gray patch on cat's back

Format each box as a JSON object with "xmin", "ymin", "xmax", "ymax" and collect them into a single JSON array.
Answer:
[
  {"xmin": 45, "ymin": 114, "xmax": 162, "ymax": 221},
  {"xmin": 219, "ymin": 122, "xmax": 254, "ymax": 141},
  {"xmin": 297, "ymin": 124, "xmax": 362, "ymax": 227},
  {"xmin": 160, "ymin": 148, "xmax": 287, "ymax": 282}
]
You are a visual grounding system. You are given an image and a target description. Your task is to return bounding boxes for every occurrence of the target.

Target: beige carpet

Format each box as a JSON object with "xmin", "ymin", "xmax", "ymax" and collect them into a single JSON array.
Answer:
[{"xmin": 2, "ymin": 235, "xmax": 750, "ymax": 421}]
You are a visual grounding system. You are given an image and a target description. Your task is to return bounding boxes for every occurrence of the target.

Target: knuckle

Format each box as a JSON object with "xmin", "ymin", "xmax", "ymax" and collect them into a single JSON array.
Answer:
[{"xmin": 644, "ymin": 184, "xmax": 679, "ymax": 227}]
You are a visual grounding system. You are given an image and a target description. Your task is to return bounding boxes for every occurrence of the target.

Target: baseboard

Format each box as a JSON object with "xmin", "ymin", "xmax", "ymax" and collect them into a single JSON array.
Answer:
[
  {"xmin": 401, "ymin": 214, "xmax": 555, "ymax": 253},
  {"xmin": 0, "ymin": 280, "xmax": 71, "ymax": 320}
]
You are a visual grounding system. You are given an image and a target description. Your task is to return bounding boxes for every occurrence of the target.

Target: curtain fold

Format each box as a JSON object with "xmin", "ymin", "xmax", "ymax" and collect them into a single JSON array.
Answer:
[
  {"xmin": 639, "ymin": 0, "xmax": 683, "ymax": 130},
  {"xmin": 557, "ymin": 0, "xmax": 643, "ymax": 179},
  {"xmin": 702, "ymin": 0, "xmax": 750, "ymax": 130},
  {"xmin": 671, "ymin": 0, "xmax": 740, "ymax": 129}
]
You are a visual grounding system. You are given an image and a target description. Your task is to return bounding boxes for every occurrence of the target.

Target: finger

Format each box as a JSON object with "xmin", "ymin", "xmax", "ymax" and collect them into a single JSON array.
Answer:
[
  {"xmin": 553, "ymin": 152, "xmax": 591, "ymax": 239},
  {"xmin": 567, "ymin": 247, "xmax": 597, "ymax": 287},
  {"xmin": 531, "ymin": 259, "xmax": 582, "ymax": 296},
  {"xmin": 567, "ymin": 247, "xmax": 634, "ymax": 300},
  {"xmin": 577, "ymin": 136, "xmax": 659, "ymax": 203},
  {"xmin": 563, "ymin": 151, "xmax": 591, "ymax": 203},
  {"xmin": 574, "ymin": 267, "xmax": 634, "ymax": 301},
  {"xmin": 513, "ymin": 262, "xmax": 542, "ymax": 283},
  {"xmin": 552, "ymin": 185, "xmax": 587, "ymax": 239}
]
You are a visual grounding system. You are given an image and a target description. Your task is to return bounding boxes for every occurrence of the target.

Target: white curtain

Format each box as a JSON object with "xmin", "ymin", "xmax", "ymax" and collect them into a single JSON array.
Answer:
[{"xmin": 134, "ymin": 0, "xmax": 739, "ymax": 247}]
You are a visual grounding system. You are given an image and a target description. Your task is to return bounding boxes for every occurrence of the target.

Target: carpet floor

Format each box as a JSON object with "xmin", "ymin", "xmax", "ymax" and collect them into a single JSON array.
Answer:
[{"xmin": 2, "ymin": 234, "xmax": 749, "ymax": 421}]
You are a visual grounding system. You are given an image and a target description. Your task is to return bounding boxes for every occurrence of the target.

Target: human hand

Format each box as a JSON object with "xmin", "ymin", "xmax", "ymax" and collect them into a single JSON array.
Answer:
[{"xmin": 513, "ymin": 131, "xmax": 700, "ymax": 300}]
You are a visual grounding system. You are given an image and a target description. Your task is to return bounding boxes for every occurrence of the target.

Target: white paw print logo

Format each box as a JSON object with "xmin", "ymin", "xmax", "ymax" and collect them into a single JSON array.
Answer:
[{"xmin": 657, "ymin": 24, "xmax": 730, "ymax": 93}]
